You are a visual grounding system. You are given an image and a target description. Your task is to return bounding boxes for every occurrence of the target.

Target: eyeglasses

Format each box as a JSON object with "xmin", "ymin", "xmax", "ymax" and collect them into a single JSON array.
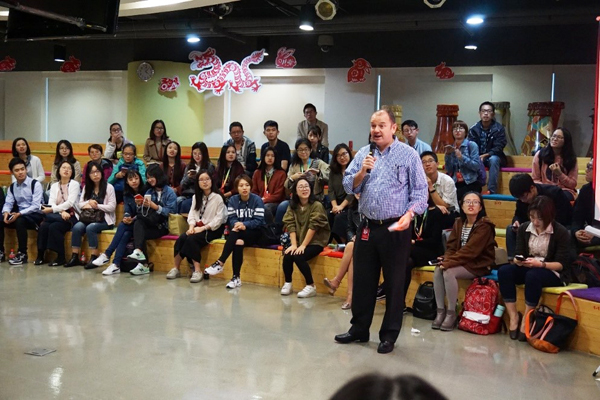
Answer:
[
  {"xmin": 453, "ymin": 127, "xmax": 466, "ymax": 131},
  {"xmin": 297, "ymin": 148, "xmax": 310, "ymax": 153},
  {"xmin": 90, "ymin": 170, "xmax": 102, "ymax": 175},
  {"xmin": 463, "ymin": 200, "xmax": 481, "ymax": 206},
  {"xmin": 111, "ymin": 128, "xmax": 122, "ymax": 132},
  {"xmin": 586, "ymin": 164, "xmax": 593, "ymax": 171},
  {"xmin": 551, "ymin": 134, "xmax": 564, "ymax": 140},
  {"xmin": 337, "ymin": 152, "xmax": 349, "ymax": 158},
  {"xmin": 297, "ymin": 185, "xmax": 310, "ymax": 189},
  {"xmin": 402, "ymin": 128, "xmax": 417, "ymax": 134},
  {"xmin": 480, "ymin": 109, "xmax": 494, "ymax": 114},
  {"xmin": 421, "ymin": 159, "xmax": 436, "ymax": 165},
  {"xmin": 122, "ymin": 152, "xmax": 134, "ymax": 156}
]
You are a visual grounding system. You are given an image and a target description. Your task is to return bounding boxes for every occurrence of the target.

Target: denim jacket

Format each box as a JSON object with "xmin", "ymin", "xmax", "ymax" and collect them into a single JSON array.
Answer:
[{"xmin": 444, "ymin": 140, "xmax": 480, "ymax": 185}]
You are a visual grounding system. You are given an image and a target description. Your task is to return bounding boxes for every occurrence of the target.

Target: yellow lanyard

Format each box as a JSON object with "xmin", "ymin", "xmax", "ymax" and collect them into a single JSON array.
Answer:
[
  {"xmin": 221, "ymin": 167, "xmax": 231, "ymax": 190},
  {"xmin": 264, "ymin": 173, "xmax": 270, "ymax": 195},
  {"xmin": 300, "ymin": 158, "xmax": 312, "ymax": 173}
]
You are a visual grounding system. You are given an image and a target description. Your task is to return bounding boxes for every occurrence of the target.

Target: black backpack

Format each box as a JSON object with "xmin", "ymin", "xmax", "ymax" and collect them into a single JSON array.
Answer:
[
  {"xmin": 564, "ymin": 254, "xmax": 600, "ymax": 288},
  {"xmin": 412, "ymin": 281, "xmax": 437, "ymax": 320}
]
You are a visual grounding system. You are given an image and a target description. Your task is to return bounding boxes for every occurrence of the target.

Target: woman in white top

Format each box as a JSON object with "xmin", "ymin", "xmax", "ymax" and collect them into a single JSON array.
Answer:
[
  {"xmin": 104, "ymin": 122, "xmax": 132, "ymax": 164},
  {"xmin": 36, "ymin": 160, "xmax": 80, "ymax": 266},
  {"xmin": 49, "ymin": 140, "xmax": 82, "ymax": 185},
  {"xmin": 11, "ymin": 137, "xmax": 45, "ymax": 183},
  {"xmin": 168, "ymin": 170, "xmax": 227, "ymax": 283},
  {"xmin": 67, "ymin": 162, "xmax": 116, "ymax": 268}
]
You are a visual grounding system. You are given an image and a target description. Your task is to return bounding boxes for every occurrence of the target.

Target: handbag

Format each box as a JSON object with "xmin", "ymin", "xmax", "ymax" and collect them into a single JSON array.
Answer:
[
  {"xmin": 525, "ymin": 291, "xmax": 579, "ymax": 353},
  {"xmin": 412, "ymin": 281, "xmax": 437, "ymax": 320},
  {"xmin": 79, "ymin": 208, "xmax": 105, "ymax": 224},
  {"xmin": 260, "ymin": 223, "xmax": 281, "ymax": 246},
  {"xmin": 168, "ymin": 214, "xmax": 188, "ymax": 236}
]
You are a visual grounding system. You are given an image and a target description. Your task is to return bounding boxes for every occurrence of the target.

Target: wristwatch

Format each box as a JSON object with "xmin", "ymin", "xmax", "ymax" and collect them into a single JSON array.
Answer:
[{"xmin": 429, "ymin": 189, "xmax": 436, "ymax": 194}]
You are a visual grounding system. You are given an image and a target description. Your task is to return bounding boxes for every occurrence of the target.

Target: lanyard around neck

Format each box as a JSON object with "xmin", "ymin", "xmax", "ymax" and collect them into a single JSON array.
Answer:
[{"xmin": 300, "ymin": 158, "xmax": 312, "ymax": 173}]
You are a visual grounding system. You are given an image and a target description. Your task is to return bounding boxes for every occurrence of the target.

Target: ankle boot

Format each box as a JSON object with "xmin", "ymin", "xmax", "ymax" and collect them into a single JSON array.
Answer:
[
  {"xmin": 440, "ymin": 310, "xmax": 457, "ymax": 331},
  {"xmin": 432, "ymin": 308, "xmax": 446, "ymax": 330},
  {"xmin": 64, "ymin": 253, "xmax": 80, "ymax": 268}
]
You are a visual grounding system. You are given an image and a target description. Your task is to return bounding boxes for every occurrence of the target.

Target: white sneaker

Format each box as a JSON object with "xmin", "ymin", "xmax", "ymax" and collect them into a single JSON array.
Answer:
[
  {"xmin": 226, "ymin": 276, "xmax": 241, "ymax": 289},
  {"xmin": 297, "ymin": 285, "xmax": 317, "ymax": 298},
  {"xmin": 204, "ymin": 261, "xmax": 224, "ymax": 275},
  {"xmin": 166, "ymin": 268, "xmax": 181, "ymax": 279},
  {"xmin": 92, "ymin": 253, "xmax": 110, "ymax": 266},
  {"xmin": 281, "ymin": 282, "xmax": 293, "ymax": 296},
  {"xmin": 127, "ymin": 249, "xmax": 146, "ymax": 262},
  {"xmin": 102, "ymin": 264, "xmax": 120, "ymax": 276},
  {"xmin": 190, "ymin": 271, "xmax": 203, "ymax": 283},
  {"xmin": 130, "ymin": 263, "xmax": 150, "ymax": 275}
]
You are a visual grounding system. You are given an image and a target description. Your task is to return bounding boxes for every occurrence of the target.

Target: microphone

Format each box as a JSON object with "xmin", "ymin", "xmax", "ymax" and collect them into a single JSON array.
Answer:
[{"xmin": 367, "ymin": 142, "xmax": 376, "ymax": 173}]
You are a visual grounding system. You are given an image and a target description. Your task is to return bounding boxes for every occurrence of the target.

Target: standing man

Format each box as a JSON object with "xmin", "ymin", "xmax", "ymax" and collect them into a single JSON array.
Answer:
[
  {"xmin": 224, "ymin": 122, "xmax": 257, "ymax": 176},
  {"xmin": 402, "ymin": 120, "xmax": 432, "ymax": 156},
  {"xmin": 335, "ymin": 108, "xmax": 428, "ymax": 354},
  {"xmin": 468, "ymin": 101, "xmax": 507, "ymax": 194},
  {"xmin": 261, "ymin": 120, "xmax": 291, "ymax": 172},
  {"xmin": 297, "ymin": 103, "xmax": 329, "ymax": 147}
]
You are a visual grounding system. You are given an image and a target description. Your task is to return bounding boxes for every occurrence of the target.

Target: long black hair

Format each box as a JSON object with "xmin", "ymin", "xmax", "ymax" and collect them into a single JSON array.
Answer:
[
  {"xmin": 330, "ymin": 143, "xmax": 353, "ymax": 174},
  {"xmin": 458, "ymin": 191, "xmax": 487, "ymax": 222},
  {"xmin": 149, "ymin": 119, "xmax": 169, "ymax": 141},
  {"xmin": 146, "ymin": 164, "xmax": 169, "ymax": 189},
  {"xmin": 83, "ymin": 161, "xmax": 107, "ymax": 200},
  {"xmin": 124, "ymin": 169, "xmax": 145, "ymax": 197},
  {"xmin": 539, "ymin": 127, "xmax": 577, "ymax": 175},
  {"xmin": 188, "ymin": 141, "xmax": 211, "ymax": 170},
  {"xmin": 193, "ymin": 169, "xmax": 220, "ymax": 211},
  {"xmin": 54, "ymin": 140, "xmax": 77, "ymax": 165},
  {"xmin": 55, "ymin": 160, "xmax": 75, "ymax": 182},
  {"xmin": 216, "ymin": 144, "xmax": 243, "ymax": 178},
  {"xmin": 11, "ymin": 137, "xmax": 31, "ymax": 157},
  {"xmin": 289, "ymin": 177, "xmax": 316, "ymax": 210},
  {"xmin": 291, "ymin": 138, "xmax": 312, "ymax": 167},
  {"xmin": 258, "ymin": 146, "xmax": 283, "ymax": 174},
  {"xmin": 162, "ymin": 141, "xmax": 184, "ymax": 186}
]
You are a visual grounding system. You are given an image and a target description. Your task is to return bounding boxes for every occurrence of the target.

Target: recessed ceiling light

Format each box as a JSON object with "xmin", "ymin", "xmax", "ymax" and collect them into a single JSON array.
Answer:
[
  {"xmin": 187, "ymin": 35, "xmax": 200, "ymax": 43},
  {"xmin": 464, "ymin": 44, "xmax": 478, "ymax": 50},
  {"xmin": 466, "ymin": 15, "xmax": 484, "ymax": 25}
]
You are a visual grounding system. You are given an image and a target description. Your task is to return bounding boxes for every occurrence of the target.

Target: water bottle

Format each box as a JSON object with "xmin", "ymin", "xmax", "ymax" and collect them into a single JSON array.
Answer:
[
  {"xmin": 493, "ymin": 304, "xmax": 506, "ymax": 318},
  {"xmin": 348, "ymin": 140, "xmax": 353, "ymax": 151},
  {"xmin": 224, "ymin": 225, "xmax": 229, "ymax": 237},
  {"xmin": 8, "ymin": 249, "xmax": 15, "ymax": 260}
]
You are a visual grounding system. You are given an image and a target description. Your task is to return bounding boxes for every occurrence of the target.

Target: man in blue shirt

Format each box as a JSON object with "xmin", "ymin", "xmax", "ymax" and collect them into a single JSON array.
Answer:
[
  {"xmin": 402, "ymin": 120, "xmax": 432, "ymax": 156},
  {"xmin": 335, "ymin": 108, "xmax": 428, "ymax": 354},
  {"xmin": 261, "ymin": 120, "xmax": 291, "ymax": 172},
  {"xmin": 1, "ymin": 158, "xmax": 44, "ymax": 265}
]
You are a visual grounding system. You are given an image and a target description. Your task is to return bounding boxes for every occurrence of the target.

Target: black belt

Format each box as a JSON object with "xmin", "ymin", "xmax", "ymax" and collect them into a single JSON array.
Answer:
[{"xmin": 364, "ymin": 217, "xmax": 399, "ymax": 226}]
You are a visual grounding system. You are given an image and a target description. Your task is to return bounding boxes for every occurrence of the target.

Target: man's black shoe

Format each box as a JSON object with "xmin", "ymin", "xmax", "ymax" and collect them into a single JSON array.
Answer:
[
  {"xmin": 376, "ymin": 285, "xmax": 386, "ymax": 301},
  {"xmin": 377, "ymin": 341, "xmax": 394, "ymax": 354},
  {"xmin": 334, "ymin": 331, "xmax": 369, "ymax": 344}
]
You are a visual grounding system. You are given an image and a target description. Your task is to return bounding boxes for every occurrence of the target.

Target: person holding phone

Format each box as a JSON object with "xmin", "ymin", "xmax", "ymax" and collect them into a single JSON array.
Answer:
[
  {"xmin": 444, "ymin": 120, "xmax": 482, "ymax": 201},
  {"xmin": 108, "ymin": 143, "xmax": 146, "ymax": 203},
  {"xmin": 178, "ymin": 142, "xmax": 215, "ymax": 213}
]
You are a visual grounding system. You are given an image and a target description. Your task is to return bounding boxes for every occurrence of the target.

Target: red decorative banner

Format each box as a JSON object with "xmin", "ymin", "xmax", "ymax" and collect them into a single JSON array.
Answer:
[
  {"xmin": 275, "ymin": 47, "xmax": 297, "ymax": 69},
  {"xmin": 0, "ymin": 56, "xmax": 16, "ymax": 72},
  {"xmin": 347, "ymin": 58, "xmax": 372, "ymax": 83},
  {"xmin": 435, "ymin": 62, "xmax": 455, "ymax": 79},
  {"xmin": 159, "ymin": 76, "xmax": 180, "ymax": 92},
  {"xmin": 60, "ymin": 56, "xmax": 81, "ymax": 73},
  {"xmin": 189, "ymin": 47, "xmax": 265, "ymax": 95}
]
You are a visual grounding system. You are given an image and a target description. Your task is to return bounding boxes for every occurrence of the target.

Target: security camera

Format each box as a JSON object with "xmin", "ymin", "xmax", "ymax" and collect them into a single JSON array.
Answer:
[
  {"xmin": 423, "ymin": 0, "xmax": 446, "ymax": 8},
  {"xmin": 318, "ymin": 35, "xmax": 334, "ymax": 52}
]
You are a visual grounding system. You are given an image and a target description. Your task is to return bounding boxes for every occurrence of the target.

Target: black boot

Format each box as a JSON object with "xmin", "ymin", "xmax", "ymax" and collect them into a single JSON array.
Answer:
[
  {"xmin": 34, "ymin": 250, "xmax": 45, "ymax": 265},
  {"xmin": 64, "ymin": 253, "xmax": 80, "ymax": 268},
  {"xmin": 85, "ymin": 255, "xmax": 99, "ymax": 270}
]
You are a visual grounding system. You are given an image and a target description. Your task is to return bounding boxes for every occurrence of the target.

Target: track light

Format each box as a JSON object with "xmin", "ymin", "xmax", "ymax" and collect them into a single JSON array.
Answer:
[
  {"xmin": 299, "ymin": 4, "xmax": 315, "ymax": 31},
  {"xmin": 54, "ymin": 44, "xmax": 66, "ymax": 62}
]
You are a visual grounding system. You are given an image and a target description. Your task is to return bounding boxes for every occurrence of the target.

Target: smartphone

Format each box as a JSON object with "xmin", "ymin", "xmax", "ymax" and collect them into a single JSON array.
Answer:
[
  {"xmin": 428, "ymin": 259, "xmax": 442, "ymax": 266},
  {"xmin": 40, "ymin": 204, "xmax": 51, "ymax": 210},
  {"xmin": 514, "ymin": 255, "xmax": 526, "ymax": 261},
  {"xmin": 144, "ymin": 194, "xmax": 151, "ymax": 202},
  {"xmin": 7, "ymin": 214, "xmax": 15, "ymax": 221},
  {"xmin": 188, "ymin": 169, "xmax": 197, "ymax": 176},
  {"xmin": 124, "ymin": 213, "xmax": 131, "ymax": 218},
  {"xmin": 134, "ymin": 194, "xmax": 143, "ymax": 201},
  {"xmin": 444, "ymin": 144, "xmax": 454, "ymax": 150}
]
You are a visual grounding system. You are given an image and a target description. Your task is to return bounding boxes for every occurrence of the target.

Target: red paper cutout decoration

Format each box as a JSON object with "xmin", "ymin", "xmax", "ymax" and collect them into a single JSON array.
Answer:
[
  {"xmin": 347, "ymin": 58, "xmax": 372, "ymax": 83},
  {"xmin": 275, "ymin": 47, "xmax": 297, "ymax": 69},
  {"xmin": 188, "ymin": 47, "xmax": 265, "ymax": 96},
  {"xmin": 60, "ymin": 56, "xmax": 81, "ymax": 73},
  {"xmin": 435, "ymin": 62, "xmax": 455, "ymax": 79},
  {"xmin": 0, "ymin": 56, "xmax": 16, "ymax": 72},
  {"xmin": 159, "ymin": 76, "xmax": 180, "ymax": 92}
]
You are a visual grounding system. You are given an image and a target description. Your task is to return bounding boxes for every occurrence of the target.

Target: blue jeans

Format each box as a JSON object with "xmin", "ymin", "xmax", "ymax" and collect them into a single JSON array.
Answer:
[
  {"xmin": 71, "ymin": 221, "xmax": 112, "ymax": 249},
  {"xmin": 104, "ymin": 222, "xmax": 133, "ymax": 266},
  {"xmin": 498, "ymin": 263, "xmax": 563, "ymax": 307},
  {"xmin": 275, "ymin": 200, "xmax": 289, "ymax": 225},
  {"xmin": 483, "ymin": 155, "xmax": 501, "ymax": 193},
  {"xmin": 505, "ymin": 225, "xmax": 517, "ymax": 259},
  {"xmin": 178, "ymin": 197, "xmax": 193, "ymax": 214}
]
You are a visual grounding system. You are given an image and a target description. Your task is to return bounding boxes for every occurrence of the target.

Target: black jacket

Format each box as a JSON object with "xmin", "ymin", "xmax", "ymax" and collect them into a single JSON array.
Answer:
[
  {"xmin": 513, "ymin": 184, "xmax": 573, "ymax": 227},
  {"xmin": 515, "ymin": 221, "xmax": 576, "ymax": 274},
  {"xmin": 468, "ymin": 119, "xmax": 507, "ymax": 165}
]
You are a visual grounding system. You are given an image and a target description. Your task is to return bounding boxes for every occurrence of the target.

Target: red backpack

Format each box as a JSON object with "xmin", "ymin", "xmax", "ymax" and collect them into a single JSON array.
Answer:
[{"xmin": 458, "ymin": 277, "xmax": 501, "ymax": 335}]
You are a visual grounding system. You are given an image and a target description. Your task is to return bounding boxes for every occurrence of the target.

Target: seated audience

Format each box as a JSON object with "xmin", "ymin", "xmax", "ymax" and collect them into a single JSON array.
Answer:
[
  {"xmin": 572, "ymin": 159, "xmax": 599, "ymax": 249},
  {"xmin": 126, "ymin": 165, "xmax": 177, "ymax": 275},
  {"xmin": 402, "ymin": 119, "xmax": 432, "ymax": 155},
  {"xmin": 143, "ymin": 119, "xmax": 170, "ymax": 165},
  {"xmin": 328, "ymin": 144, "xmax": 355, "ymax": 243},
  {"xmin": 204, "ymin": 175, "xmax": 266, "ymax": 289},
  {"xmin": 224, "ymin": 121, "xmax": 257, "ymax": 176},
  {"xmin": 280, "ymin": 177, "xmax": 331, "ymax": 298},
  {"xmin": 67, "ymin": 162, "xmax": 116, "ymax": 268},
  {"xmin": 11, "ymin": 137, "xmax": 45, "ymax": 183},
  {"xmin": 178, "ymin": 141, "xmax": 215, "ymax": 213},
  {"xmin": 532, "ymin": 127, "xmax": 578, "ymax": 201},
  {"xmin": 168, "ymin": 170, "xmax": 227, "ymax": 282},
  {"xmin": 50, "ymin": 140, "xmax": 82, "ymax": 185},
  {"xmin": 261, "ymin": 120, "xmax": 291, "ymax": 171},
  {"xmin": 162, "ymin": 141, "xmax": 186, "ymax": 195},
  {"xmin": 81, "ymin": 144, "xmax": 113, "ymax": 188},
  {"xmin": 108, "ymin": 143, "xmax": 146, "ymax": 203},
  {"xmin": 0, "ymin": 158, "xmax": 44, "ymax": 265},
  {"xmin": 308, "ymin": 125, "xmax": 330, "ymax": 163},
  {"xmin": 104, "ymin": 122, "xmax": 132, "ymax": 164},
  {"xmin": 90, "ymin": 170, "xmax": 146, "ymax": 275},
  {"xmin": 297, "ymin": 103, "xmax": 329, "ymax": 147},
  {"xmin": 421, "ymin": 151, "xmax": 459, "ymax": 229},
  {"xmin": 506, "ymin": 173, "xmax": 573, "ymax": 259},
  {"xmin": 37, "ymin": 161, "xmax": 80, "ymax": 266},
  {"xmin": 444, "ymin": 120, "xmax": 482, "ymax": 200},
  {"xmin": 213, "ymin": 144, "xmax": 245, "ymax": 201},
  {"xmin": 498, "ymin": 196, "xmax": 576, "ymax": 341},
  {"xmin": 251, "ymin": 146, "xmax": 287, "ymax": 224},
  {"xmin": 433, "ymin": 192, "xmax": 496, "ymax": 331},
  {"xmin": 468, "ymin": 102, "xmax": 507, "ymax": 194}
]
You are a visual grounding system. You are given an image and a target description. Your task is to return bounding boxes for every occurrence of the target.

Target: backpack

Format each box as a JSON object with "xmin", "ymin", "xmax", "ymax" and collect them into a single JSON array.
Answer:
[
  {"xmin": 458, "ymin": 277, "xmax": 501, "ymax": 335},
  {"xmin": 9, "ymin": 179, "xmax": 38, "ymax": 212},
  {"xmin": 564, "ymin": 253, "xmax": 600, "ymax": 287},
  {"xmin": 412, "ymin": 281, "xmax": 437, "ymax": 320}
]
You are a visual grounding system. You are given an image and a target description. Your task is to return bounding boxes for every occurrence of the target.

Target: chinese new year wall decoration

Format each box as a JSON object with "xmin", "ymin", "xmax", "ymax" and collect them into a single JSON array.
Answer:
[
  {"xmin": 159, "ymin": 76, "xmax": 180, "ymax": 92},
  {"xmin": 275, "ymin": 47, "xmax": 297, "ymax": 69},
  {"xmin": 0, "ymin": 56, "xmax": 16, "ymax": 72},
  {"xmin": 435, "ymin": 62, "xmax": 455, "ymax": 79},
  {"xmin": 188, "ymin": 47, "xmax": 265, "ymax": 96},
  {"xmin": 60, "ymin": 56, "xmax": 81, "ymax": 73},
  {"xmin": 347, "ymin": 58, "xmax": 372, "ymax": 83}
]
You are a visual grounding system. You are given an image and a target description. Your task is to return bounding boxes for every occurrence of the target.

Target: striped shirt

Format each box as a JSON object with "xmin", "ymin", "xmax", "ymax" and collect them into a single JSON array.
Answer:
[
  {"xmin": 343, "ymin": 138, "xmax": 429, "ymax": 220},
  {"xmin": 461, "ymin": 225, "xmax": 472, "ymax": 246}
]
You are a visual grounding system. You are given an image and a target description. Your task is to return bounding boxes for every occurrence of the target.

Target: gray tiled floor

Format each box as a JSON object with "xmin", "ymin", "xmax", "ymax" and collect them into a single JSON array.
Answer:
[{"xmin": 1, "ymin": 264, "xmax": 599, "ymax": 399}]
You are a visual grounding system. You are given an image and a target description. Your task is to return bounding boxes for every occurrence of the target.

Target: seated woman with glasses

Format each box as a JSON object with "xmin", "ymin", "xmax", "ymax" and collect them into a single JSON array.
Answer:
[
  {"xmin": 498, "ymin": 195, "xmax": 576, "ymax": 341},
  {"xmin": 432, "ymin": 192, "xmax": 496, "ymax": 331},
  {"xmin": 328, "ymin": 144, "xmax": 355, "ymax": 243},
  {"xmin": 143, "ymin": 119, "xmax": 170, "ymax": 165},
  {"xmin": 104, "ymin": 123, "xmax": 132, "ymax": 164},
  {"xmin": 531, "ymin": 127, "xmax": 579, "ymax": 201},
  {"xmin": 108, "ymin": 143, "xmax": 146, "ymax": 203},
  {"xmin": 444, "ymin": 120, "xmax": 482, "ymax": 201}
]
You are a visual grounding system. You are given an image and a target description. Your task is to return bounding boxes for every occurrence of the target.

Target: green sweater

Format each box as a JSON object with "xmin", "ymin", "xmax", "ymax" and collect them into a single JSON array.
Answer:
[{"xmin": 283, "ymin": 201, "xmax": 331, "ymax": 248}]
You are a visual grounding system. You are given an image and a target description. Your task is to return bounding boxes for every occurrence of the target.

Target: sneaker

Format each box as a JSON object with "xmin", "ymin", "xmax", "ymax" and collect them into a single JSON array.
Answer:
[
  {"xmin": 8, "ymin": 252, "xmax": 27, "ymax": 266},
  {"xmin": 226, "ymin": 276, "xmax": 241, "ymax": 289},
  {"xmin": 130, "ymin": 263, "xmax": 150, "ymax": 275},
  {"xmin": 166, "ymin": 268, "xmax": 181, "ymax": 279},
  {"xmin": 297, "ymin": 285, "xmax": 316, "ymax": 298},
  {"xmin": 280, "ymin": 282, "xmax": 293, "ymax": 296},
  {"xmin": 102, "ymin": 264, "xmax": 121, "ymax": 275},
  {"xmin": 92, "ymin": 253, "xmax": 110, "ymax": 267},
  {"xmin": 376, "ymin": 285, "xmax": 386, "ymax": 301},
  {"xmin": 127, "ymin": 249, "xmax": 146, "ymax": 262},
  {"xmin": 204, "ymin": 261, "xmax": 224, "ymax": 275},
  {"xmin": 190, "ymin": 271, "xmax": 203, "ymax": 283}
]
